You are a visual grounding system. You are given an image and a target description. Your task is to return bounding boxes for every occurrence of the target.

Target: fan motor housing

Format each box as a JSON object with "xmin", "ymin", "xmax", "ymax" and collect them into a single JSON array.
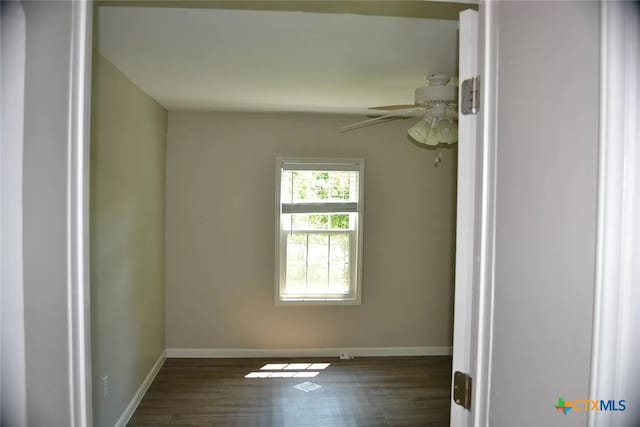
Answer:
[{"xmin": 415, "ymin": 84, "xmax": 457, "ymax": 105}]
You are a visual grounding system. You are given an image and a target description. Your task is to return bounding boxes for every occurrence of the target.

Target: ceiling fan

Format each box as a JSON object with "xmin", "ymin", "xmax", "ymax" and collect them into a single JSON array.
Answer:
[{"xmin": 341, "ymin": 74, "xmax": 459, "ymax": 146}]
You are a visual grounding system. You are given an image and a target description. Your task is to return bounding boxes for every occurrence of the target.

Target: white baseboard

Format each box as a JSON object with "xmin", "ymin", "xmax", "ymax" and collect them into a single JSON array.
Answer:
[
  {"xmin": 115, "ymin": 350, "xmax": 166, "ymax": 427},
  {"xmin": 165, "ymin": 346, "xmax": 452, "ymax": 358}
]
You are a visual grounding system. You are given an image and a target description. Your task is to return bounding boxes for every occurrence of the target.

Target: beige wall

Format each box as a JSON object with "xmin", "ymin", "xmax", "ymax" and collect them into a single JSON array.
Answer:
[
  {"xmin": 166, "ymin": 111, "xmax": 457, "ymax": 350},
  {"xmin": 91, "ymin": 53, "xmax": 167, "ymax": 427}
]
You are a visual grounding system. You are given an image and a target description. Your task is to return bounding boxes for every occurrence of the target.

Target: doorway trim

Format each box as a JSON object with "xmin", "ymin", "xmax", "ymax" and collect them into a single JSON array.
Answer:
[
  {"xmin": 449, "ymin": 2, "xmax": 498, "ymax": 426},
  {"xmin": 67, "ymin": 0, "xmax": 93, "ymax": 425},
  {"xmin": 469, "ymin": 1, "xmax": 499, "ymax": 425}
]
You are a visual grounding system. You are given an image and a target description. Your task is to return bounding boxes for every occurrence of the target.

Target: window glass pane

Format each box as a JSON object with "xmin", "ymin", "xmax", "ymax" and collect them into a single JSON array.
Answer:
[
  {"xmin": 312, "ymin": 171, "xmax": 329, "ymax": 200},
  {"xmin": 329, "ymin": 264, "xmax": 350, "ymax": 293},
  {"xmin": 285, "ymin": 264, "xmax": 306, "ymax": 293},
  {"xmin": 330, "ymin": 214, "xmax": 350, "ymax": 230},
  {"xmin": 292, "ymin": 171, "xmax": 309, "ymax": 202},
  {"xmin": 289, "ymin": 214, "xmax": 309, "ymax": 230},
  {"xmin": 285, "ymin": 234, "xmax": 307, "ymax": 294},
  {"xmin": 280, "ymin": 170, "xmax": 293, "ymax": 204},
  {"xmin": 284, "ymin": 232, "xmax": 354, "ymax": 296},
  {"xmin": 329, "ymin": 234, "xmax": 350, "ymax": 293},
  {"xmin": 329, "ymin": 233, "xmax": 350, "ymax": 264},
  {"xmin": 282, "ymin": 214, "xmax": 351, "ymax": 231},
  {"xmin": 308, "ymin": 234, "xmax": 329, "ymax": 265},
  {"xmin": 309, "ymin": 214, "xmax": 328, "ymax": 229},
  {"xmin": 287, "ymin": 170, "xmax": 358, "ymax": 203},
  {"xmin": 307, "ymin": 264, "xmax": 328, "ymax": 292},
  {"xmin": 286, "ymin": 233, "xmax": 307, "ymax": 263},
  {"xmin": 308, "ymin": 234, "xmax": 329, "ymax": 291},
  {"xmin": 329, "ymin": 171, "xmax": 353, "ymax": 200}
]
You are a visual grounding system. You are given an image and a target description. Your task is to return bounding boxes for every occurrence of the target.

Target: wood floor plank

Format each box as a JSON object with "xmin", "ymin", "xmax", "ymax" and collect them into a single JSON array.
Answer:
[{"xmin": 128, "ymin": 356, "xmax": 452, "ymax": 427}]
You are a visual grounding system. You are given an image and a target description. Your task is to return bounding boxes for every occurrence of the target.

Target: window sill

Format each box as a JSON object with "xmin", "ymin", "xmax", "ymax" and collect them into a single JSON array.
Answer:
[{"xmin": 275, "ymin": 298, "xmax": 361, "ymax": 307}]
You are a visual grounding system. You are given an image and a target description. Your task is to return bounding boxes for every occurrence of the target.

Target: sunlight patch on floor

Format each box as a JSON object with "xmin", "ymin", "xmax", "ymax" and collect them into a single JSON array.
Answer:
[
  {"xmin": 246, "ymin": 362, "xmax": 331, "ymax": 379},
  {"xmin": 259, "ymin": 362, "xmax": 330, "ymax": 371},
  {"xmin": 245, "ymin": 371, "xmax": 319, "ymax": 379}
]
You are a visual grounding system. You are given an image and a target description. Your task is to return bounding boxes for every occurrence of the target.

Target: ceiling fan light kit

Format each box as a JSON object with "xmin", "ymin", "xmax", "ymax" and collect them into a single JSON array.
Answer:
[
  {"xmin": 342, "ymin": 73, "xmax": 459, "ymax": 147},
  {"xmin": 414, "ymin": 74, "xmax": 457, "ymax": 106}
]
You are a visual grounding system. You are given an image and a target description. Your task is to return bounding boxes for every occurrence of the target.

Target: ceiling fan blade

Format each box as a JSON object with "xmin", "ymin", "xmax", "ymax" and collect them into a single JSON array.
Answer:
[
  {"xmin": 366, "ymin": 105, "xmax": 428, "ymax": 118},
  {"xmin": 341, "ymin": 108, "xmax": 425, "ymax": 132},
  {"xmin": 369, "ymin": 104, "xmax": 422, "ymax": 110}
]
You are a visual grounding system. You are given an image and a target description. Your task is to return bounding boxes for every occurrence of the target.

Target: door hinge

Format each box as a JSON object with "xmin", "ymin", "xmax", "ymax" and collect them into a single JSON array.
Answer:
[
  {"xmin": 453, "ymin": 371, "xmax": 472, "ymax": 411},
  {"xmin": 461, "ymin": 76, "xmax": 480, "ymax": 115}
]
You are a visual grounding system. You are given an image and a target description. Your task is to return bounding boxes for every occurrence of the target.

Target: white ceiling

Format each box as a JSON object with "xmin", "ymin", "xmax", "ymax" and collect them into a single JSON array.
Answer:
[{"xmin": 97, "ymin": 6, "xmax": 459, "ymax": 114}]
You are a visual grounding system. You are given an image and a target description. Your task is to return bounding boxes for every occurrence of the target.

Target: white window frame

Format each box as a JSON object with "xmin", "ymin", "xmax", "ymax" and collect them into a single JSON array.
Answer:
[{"xmin": 274, "ymin": 157, "xmax": 364, "ymax": 306}]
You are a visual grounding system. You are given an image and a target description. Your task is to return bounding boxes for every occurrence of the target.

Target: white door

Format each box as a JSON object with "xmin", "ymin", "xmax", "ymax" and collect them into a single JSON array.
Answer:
[{"xmin": 450, "ymin": 8, "xmax": 482, "ymax": 427}]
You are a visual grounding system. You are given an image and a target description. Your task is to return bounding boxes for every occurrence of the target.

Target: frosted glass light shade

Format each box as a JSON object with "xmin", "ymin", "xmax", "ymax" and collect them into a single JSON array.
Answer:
[
  {"xmin": 408, "ymin": 116, "xmax": 457, "ymax": 146},
  {"xmin": 436, "ymin": 118, "xmax": 458, "ymax": 144},
  {"xmin": 425, "ymin": 124, "xmax": 439, "ymax": 146},
  {"xmin": 407, "ymin": 119, "xmax": 428, "ymax": 143}
]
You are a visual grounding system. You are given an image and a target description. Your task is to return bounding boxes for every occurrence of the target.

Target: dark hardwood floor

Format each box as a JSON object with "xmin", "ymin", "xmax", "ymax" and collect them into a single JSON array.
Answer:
[{"xmin": 128, "ymin": 356, "xmax": 452, "ymax": 427}]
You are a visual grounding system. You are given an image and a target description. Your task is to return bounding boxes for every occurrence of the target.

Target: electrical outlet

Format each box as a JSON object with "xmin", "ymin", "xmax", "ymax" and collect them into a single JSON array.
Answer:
[
  {"xmin": 102, "ymin": 375, "xmax": 109, "ymax": 398},
  {"xmin": 339, "ymin": 351, "xmax": 353, "ymax": 360}
]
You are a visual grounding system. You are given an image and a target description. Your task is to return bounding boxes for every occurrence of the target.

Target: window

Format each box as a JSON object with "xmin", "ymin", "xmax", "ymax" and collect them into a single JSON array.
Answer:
[{"xmin": 275, "ymin": 158, "xmax": 364, "ymax": 305}]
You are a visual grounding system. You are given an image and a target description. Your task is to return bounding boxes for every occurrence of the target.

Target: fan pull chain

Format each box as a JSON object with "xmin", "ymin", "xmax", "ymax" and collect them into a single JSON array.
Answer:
[{"xmin": 434, "ymin": 149, "xmax": 443, "ymax": 167}]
